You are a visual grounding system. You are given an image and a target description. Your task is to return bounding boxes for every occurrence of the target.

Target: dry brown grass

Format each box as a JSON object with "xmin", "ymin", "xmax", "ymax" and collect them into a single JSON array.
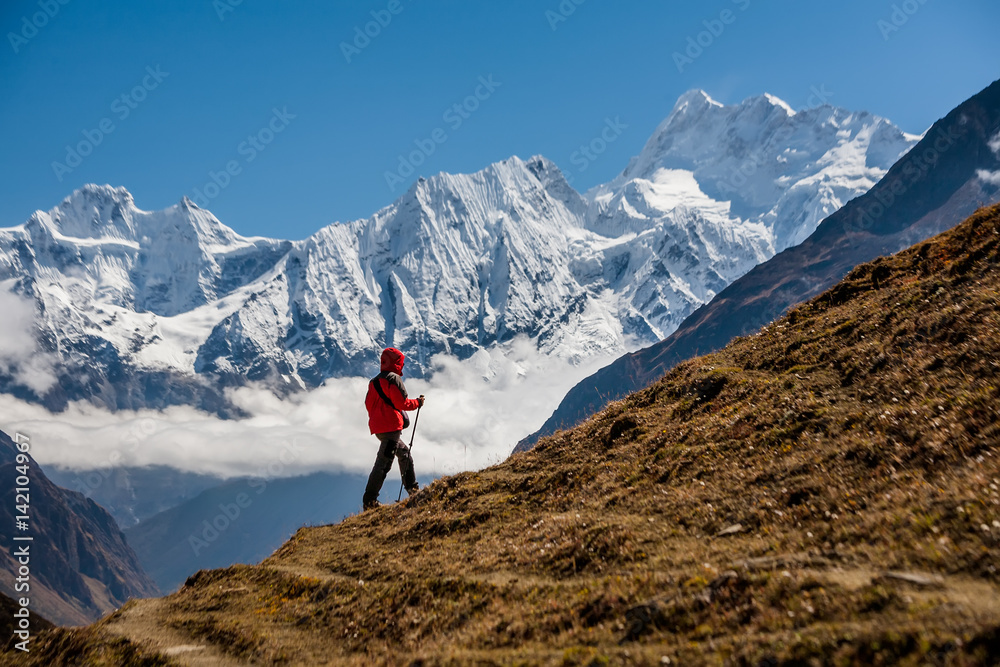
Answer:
[{"xmin": 7, "ymin": 205, "xmax": 1000, "ymax": 666}]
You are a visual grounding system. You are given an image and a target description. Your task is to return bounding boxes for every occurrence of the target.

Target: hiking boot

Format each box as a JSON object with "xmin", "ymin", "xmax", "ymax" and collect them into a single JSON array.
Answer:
[
  {"xmin": 363, "ymin": 499, "xmax": 381, "ymax": 511},
  {"xmin": 406, "ymin": 483, "xmax": 420, "ymax": 496}
]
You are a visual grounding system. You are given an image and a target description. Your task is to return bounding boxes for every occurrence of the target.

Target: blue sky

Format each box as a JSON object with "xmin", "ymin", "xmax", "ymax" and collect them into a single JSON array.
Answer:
[{"xmin": 1, "ymin": 0, "xmax": 998, "ymax": 239}]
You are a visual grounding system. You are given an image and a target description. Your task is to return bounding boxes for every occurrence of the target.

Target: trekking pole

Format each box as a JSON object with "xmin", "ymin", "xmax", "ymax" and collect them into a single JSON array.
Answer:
[{"xmin": 398, "ymin": 398, "xmax": 423, "ymax": 502}]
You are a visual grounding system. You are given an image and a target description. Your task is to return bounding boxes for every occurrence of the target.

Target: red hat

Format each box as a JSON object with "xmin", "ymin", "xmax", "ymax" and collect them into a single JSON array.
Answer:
[{"xmin": 380, "ymin": 347, "xmax": 405, "ymax": 374}]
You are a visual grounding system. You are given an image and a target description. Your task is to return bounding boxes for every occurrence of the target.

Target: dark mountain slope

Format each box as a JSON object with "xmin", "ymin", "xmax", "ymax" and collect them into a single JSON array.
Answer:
[
  {"xmin": 43, "ymin": 465, "xmax": 227, "ymax": 529},
  {"xmin": 516, "ymin": 77, "xmax": 1000, "ymax": 453},
  {"xmin": 0, "ymin": 591, "xmax": 53, "ymax": 652},
  {"xmin": 0, "ymin": 430, "xmax": 158, "ymax": 626},
  {"xmin": 16, "ymin": 203, "xmax": 1000, "ymax": 665},
  {"xmin": 124, "ymin": 472, "xmax": 367, "ymax": 593}
]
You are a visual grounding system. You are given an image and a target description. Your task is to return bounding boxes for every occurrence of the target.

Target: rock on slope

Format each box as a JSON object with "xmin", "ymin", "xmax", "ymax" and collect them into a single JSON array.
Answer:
[
  {"xmin": 17, "ymin": 204, "xmax": 1000, "ymax": 664},
  {"xmin": 0, "ymin": 92, "xmax": 915, "ymax": 412},
  {"xmin": 517, "ymin": 77, "xmax": 1000, "ymax": 453},
  {"xmin": 0, "ymin": 430, "xmax": 158, "ymax": 625}
]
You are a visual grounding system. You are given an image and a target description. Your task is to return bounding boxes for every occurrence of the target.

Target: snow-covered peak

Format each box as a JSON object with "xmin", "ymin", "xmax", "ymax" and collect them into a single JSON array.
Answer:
[
  {"xmin": 22, "ymin": 184, "xmax": 262, "ymax": 255},
  {"xmin": 525, "ymin": 154, "xmax": 587, "ymax": 213},
  {"xmin": 10, "ymin": 186, "xmax": 291, "ymax": 318},
  {"xmin": 67, "ymin": 183, "xmax": 134, "ymax": 208},
  {"xmin": 593, "ymin": 90, "xmax": 918, "ymax": 251},
  {"xmin": 670, "ymin": 89, "xmax": 724, "ymax": 116},
  {"xmin": 761, "ymin": 93, "xmax": 796, "ymax": 116},
  {"xmin": 614, "ymin": 92, "xmax": 808, "ymax": 187},
  {"xmin": 427, "ymin": 154, "xmax": 578, "ymax": 201},
  {"xmin": 362, "ymin": 154, "xmax": 586, "ymax": 245},
  {"xmin": 34, "ymin": 184, "xmax": 138, "ymax": 242},
  {"xmin": 665, "ymin": 90, "xmax": 794, "ymax": 127}
]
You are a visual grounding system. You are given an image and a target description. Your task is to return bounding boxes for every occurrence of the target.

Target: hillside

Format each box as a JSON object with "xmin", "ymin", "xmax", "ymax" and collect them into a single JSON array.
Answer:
[
  {"xmin": 0, "ymin": 592, "xmax": 53, "ymax": 651},
  {"xmin": 9, "ymin": 204, "xmax": 1000, "ymax": 664},
  {"xmin": 518, "ymin": 77, "xmax": 1000, "ymax": 452},
  {"xmin": 0, "ymin": 431, "xmax": 158, "ymax": 626}
]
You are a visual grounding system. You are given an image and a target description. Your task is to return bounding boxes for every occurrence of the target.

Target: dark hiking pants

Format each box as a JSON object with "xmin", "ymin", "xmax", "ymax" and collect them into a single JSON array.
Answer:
[{"xmin": 363, "ymin": 431, "xmax": 417, "ymax": 506}]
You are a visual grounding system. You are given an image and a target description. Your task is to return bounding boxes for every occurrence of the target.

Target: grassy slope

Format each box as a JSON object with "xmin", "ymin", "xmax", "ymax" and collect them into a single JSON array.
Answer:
[{"xmin": 8, "ymin": 205, "xmax": 1000, "ymax": 665}]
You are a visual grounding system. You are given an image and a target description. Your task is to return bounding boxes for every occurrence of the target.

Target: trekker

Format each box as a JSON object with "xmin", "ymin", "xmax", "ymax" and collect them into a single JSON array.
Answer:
[{"xmin": 362, "ymin": 347, "xmax": 425, "ymax": 510}]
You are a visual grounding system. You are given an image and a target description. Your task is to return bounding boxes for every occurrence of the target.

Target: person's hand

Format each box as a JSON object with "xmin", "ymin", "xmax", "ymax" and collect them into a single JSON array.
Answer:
[{"xmin": 418, "ymin": 395, "xmax": 425, "ymax": 407}]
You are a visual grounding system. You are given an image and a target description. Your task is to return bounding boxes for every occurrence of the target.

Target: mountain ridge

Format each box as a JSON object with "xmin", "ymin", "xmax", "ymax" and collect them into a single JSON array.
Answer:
[
  {"xmin": 0, "ymin": 429, "xmax": 158, "ymax": 625},
  {"xmin": 0, "ymin": 90, "xmax": 916, "ymax": 416}
]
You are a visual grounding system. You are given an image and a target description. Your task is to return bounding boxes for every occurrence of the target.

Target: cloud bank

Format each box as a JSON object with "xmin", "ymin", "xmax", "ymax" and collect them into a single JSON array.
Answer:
[
  {"xmin": 1, "ymin": 338, "xmax": 615, "ymax": 480},
  {"xmin": 0, "ymin": 287, "xmax": 58, "ymax": 393}
]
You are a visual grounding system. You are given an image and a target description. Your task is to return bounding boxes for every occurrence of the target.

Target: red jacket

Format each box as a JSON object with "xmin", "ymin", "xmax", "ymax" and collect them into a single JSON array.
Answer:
[{"xmin": 365, "ymin": 348, "xmax": 421, "ymax": 434}]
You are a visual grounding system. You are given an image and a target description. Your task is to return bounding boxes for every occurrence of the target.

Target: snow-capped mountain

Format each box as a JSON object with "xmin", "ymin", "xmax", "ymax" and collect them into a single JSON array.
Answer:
[
  {"xmin": 518, "ymin": 78, "xmax": 1000, "ymax": 453},
  {"xmin": 196, "ymin": 156, "xmax": 612, "ymax": 387},
  {"xmin": 0, "ymin": 91, "xmax": 918, "ymax": 411},
  {"xmin": 577, "ymin": 89, "xmax": 919, "ymax": 338},
  {"xmin": 592, "ymin": 90, "xmax": 922, "ymax": 250}
]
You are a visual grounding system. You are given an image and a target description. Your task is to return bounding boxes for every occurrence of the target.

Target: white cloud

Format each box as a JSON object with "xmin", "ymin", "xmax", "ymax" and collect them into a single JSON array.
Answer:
[
  {"xmin": 977, "ymin": 169, "xmax": 1000, "ymax": 187},
  {"xmin": 0, "ymin": 287, "xmax": 57, "ymax": 393},
  {"xmin": 989, "ymin": 130, "xmax": 1000, "ymax": 157},
  {"xmin": 1, "ymin": 338, "xmax": 616, "ymax": 480},
  {"xmin": 976, "ymin": 131, "xmax": 1000, "ymax": 186}
]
